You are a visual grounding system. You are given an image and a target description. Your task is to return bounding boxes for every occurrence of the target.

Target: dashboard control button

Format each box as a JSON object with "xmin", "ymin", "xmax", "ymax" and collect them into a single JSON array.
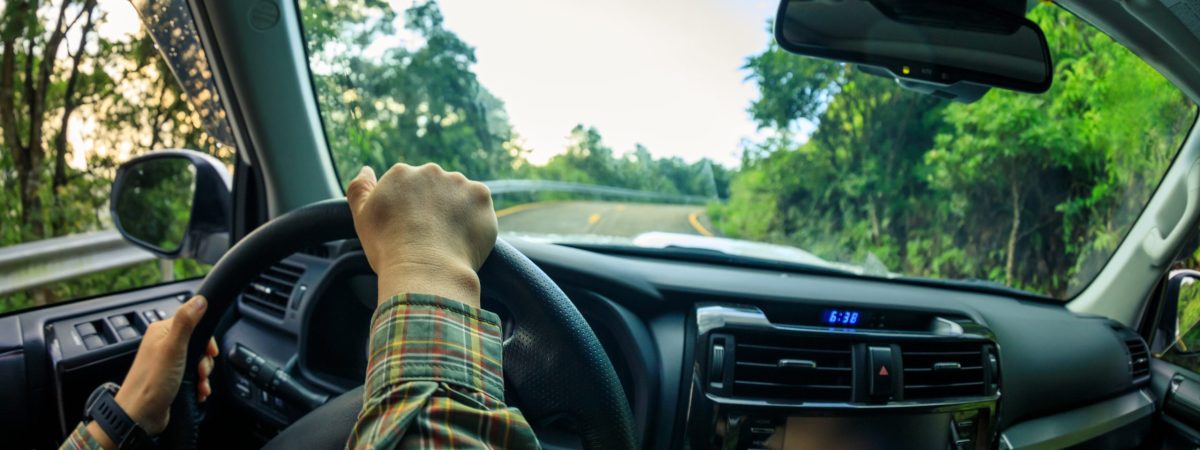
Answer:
[
  {"xmin": 83, "ymin": 335, "xmax": 105, "ymax": 350},
  {"xmin": 108, "ymin": 315, "xmax": 130, "ymax": 328},
  {"xmin": 75, "ymin": 323, "xmax": 97, "ymax": 337},
  {"xmin": 116, "ymin": 327, "xmax": 140, "ymax": 341},
  {"xmin": 156, "ymin": 309, "xmax": 169, "ymax": 320},
  {"xmin": 868, "ymin": 346, "xmax": 895, "ymax": 399},
  {"xmin": 231, "ymin": 344, "xmax": 331, "ymax": 410},
  {"xmin": 142, "ymin": 311, "xmax": 159, "ymax": 323},
  {"xmin": 234, "ymin": 375, "xmax": 252, "ymax": 399}
]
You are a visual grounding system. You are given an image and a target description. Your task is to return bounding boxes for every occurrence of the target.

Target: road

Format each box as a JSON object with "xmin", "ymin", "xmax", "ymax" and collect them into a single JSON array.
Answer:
[{"xmin": 496, "ymin": 200, "xmax": 716, "ymax": 238}]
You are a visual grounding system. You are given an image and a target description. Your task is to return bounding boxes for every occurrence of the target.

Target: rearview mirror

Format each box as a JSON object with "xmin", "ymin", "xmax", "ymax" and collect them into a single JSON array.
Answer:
[
  {"xmin": 775, "ymin": 0, "xmax": 1053, "ymax": 102},
  {"xmin": 110, "ymin": 149, "xmax": 232, "ymax": 264}
]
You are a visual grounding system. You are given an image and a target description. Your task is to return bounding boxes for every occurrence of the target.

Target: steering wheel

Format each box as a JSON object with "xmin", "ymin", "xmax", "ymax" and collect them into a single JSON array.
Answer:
[{"xmin": 158, "ymin": 199, "xmax": 637, "ymax": 450}]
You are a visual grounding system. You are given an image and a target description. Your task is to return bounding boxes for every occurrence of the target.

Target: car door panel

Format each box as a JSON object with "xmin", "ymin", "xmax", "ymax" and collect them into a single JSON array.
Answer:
[
  {"xmin": 0, "ymin": 315, "xmax": 30, "ymax": 447},
  {"xmin": 1, "ymin": 279, "xmax": 202, "ymax": 448},
  {"xmin": 1150, "ymin": 358, "xmax": 1200, "ymax": 449}
]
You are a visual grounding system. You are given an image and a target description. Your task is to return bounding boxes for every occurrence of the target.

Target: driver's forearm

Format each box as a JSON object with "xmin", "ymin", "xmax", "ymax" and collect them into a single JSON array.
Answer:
[{"xmin": 346, "ymin": 293, "xmax": 539, "ymax": 449}]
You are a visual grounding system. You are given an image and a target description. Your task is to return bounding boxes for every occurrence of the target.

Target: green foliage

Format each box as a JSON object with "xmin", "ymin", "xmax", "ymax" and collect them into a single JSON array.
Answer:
[
  {"xmin": 113, "ymin": 158, "xmax": 195, "ymax": 251},
  {"xmin": 716, "ymin": 6, "xmax": 1196, "ymax": 298},
  {"xmin": 306, "ymin": 0, "xmax": 730, "ymax": 201},
  {"xmin": 306, "ymin": 0, "xmax": 518, "ymax": 183},
  {"xmin": 5, "ymin": 0, "xmax": 1196, "ymax": 319},
  {"xmin": 0, "ymin": 0, "xmax": 230, "ymax": 313},
  {"xmin": 743, "ymin": 35, "xmax": 844, "ymax": 132}
]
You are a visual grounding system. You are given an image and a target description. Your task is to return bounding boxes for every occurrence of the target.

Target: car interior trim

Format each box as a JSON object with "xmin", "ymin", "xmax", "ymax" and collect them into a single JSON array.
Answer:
[
  {"xmin": 998, "ymin": 389, "xmax": 1155, "ymax": 450},
  {"xmin": 194, "ymin": 0, "xmax": 341, "ymax": 216}
]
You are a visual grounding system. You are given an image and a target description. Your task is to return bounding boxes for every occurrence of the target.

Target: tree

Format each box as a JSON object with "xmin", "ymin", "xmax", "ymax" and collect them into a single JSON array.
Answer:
[
  {"xmin": 305, "ymin": 0, "xmax": 518, "ymax": 184},
  {"xmin": 1, "ymin": 0, "xmax": 100, "ymax": 240},
  {"xmin": 0, "ymin": 0, "xmax": 232, "ymax": 308},
  {"xmin": 716, "ymin": 5, "xmax": 1196, "ymax": 297}
]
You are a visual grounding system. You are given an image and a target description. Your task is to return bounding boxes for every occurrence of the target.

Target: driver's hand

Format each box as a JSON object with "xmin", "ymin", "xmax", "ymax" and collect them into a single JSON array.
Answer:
[
  {"xmin": 347, "ymin": 164, "xmax": 497, "ymax": 308},
  {"xmin": 90, "ymin": 295, "xmax": 219, "ymax": 444}
]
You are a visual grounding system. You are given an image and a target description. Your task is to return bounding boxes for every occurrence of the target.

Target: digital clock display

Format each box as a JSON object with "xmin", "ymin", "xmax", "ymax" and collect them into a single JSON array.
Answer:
[{"xmin": 822, "ymin": 309, "xmax": 861, "ymax": 326}]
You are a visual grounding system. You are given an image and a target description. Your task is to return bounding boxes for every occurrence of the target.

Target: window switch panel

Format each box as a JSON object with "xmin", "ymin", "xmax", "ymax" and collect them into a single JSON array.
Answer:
[
  {"xmin": 108, "ymin": 315, "xmax": 130, "ymax": 328},
  {"xmin": 82, "ymin": 335, "xmax": 105, "ymax": 351},
  {"xmin": 116, "ymin": 327, "xmax": 140, "ymax": 341},
  {"xmin": 75, "ymin": 322, "xmax": 97, "ymax": 337}
]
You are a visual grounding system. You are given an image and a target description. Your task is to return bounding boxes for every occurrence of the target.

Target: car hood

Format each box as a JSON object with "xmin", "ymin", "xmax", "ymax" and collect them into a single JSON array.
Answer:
[{"xmin": 501, "ymin": 231, "xmax": 871, "ymax": 275}]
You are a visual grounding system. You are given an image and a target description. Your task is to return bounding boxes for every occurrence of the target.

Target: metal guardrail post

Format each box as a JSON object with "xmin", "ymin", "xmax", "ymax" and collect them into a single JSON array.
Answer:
[{"xmin": 483, "ymin": 179, "xmax": 714, "ymax": 204}]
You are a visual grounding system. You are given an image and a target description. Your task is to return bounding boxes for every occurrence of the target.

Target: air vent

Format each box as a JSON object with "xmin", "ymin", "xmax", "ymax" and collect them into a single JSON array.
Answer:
[
  {"xmin": 901, "ymin": 341, "xmax": 987, "ymax": 400},
  {"xmin": 240, "ymin": 261, "xmax": 304, "ymax": 318},
  {"xmin": 1125, "ymin": 336, "xmax": 1150, "ymax": 381},
  {"xmin": 731, "ymin": 332, "xmax": 853, "ymax": 402}
]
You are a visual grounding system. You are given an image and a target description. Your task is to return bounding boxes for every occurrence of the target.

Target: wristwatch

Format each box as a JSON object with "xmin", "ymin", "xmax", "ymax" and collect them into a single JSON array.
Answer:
[{"xmin": 84, "ymin": 382, "xmax": 154, "ymax": 450}]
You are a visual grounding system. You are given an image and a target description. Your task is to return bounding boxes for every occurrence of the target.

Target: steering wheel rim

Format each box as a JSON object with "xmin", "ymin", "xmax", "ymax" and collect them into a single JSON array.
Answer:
[{"xmin": 159, "ymin": 199, "xmax": 637, "ymax": 450}]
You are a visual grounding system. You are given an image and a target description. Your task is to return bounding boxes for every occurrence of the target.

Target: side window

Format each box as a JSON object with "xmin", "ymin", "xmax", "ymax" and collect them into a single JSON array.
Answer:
[{"xmin": 0, "ymin": 0, "xmax": 234, "ymax": 314}]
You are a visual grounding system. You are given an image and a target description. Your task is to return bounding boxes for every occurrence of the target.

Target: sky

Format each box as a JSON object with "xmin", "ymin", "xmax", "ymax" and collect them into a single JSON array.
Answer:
[
  {"xmin": 434, "ymin": 0, "xmax": 779, "ymax": 166},
  {"xmin": 64, "ymin": 0, "xmax": 781, "ymax": 168}
]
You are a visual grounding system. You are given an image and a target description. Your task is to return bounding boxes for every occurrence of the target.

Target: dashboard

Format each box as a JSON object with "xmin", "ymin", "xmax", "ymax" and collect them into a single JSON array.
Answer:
[
  {"xmin": 212, "ymin": 238, "xmax": 1156, "ymax": 449},
  {"xmin": 5, "ymin": 237, "xmax": 1158, "ymax": 449}
]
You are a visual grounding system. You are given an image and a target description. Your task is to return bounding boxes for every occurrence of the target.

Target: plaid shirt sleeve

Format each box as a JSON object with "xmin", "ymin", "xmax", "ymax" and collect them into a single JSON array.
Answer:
[
  {"xmin": 59, "ymin": 423, "xmax": 103, "ymax": 450},
  {"xmin": 346, "ymin": 293, "xmax": 540, "ymax": 450}
]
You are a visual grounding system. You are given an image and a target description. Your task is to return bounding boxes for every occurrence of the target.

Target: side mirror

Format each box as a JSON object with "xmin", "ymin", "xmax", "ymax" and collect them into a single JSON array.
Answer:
[
  {"xmin": 1159, "ymin": 270, "xmax": 1200, "ymax": 355},
  {"xmin": 110, "ymin": 149, "xmax": 232, "ymax": 264}
]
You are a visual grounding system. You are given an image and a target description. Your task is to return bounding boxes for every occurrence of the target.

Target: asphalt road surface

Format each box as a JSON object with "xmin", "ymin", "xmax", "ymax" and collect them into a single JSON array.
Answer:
[{"xmin": 496, "ymin": 200, "xmax": 716, "ymax": 238}]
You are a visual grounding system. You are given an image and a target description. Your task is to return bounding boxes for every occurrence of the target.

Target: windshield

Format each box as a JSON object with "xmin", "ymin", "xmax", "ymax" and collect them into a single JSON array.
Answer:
[{"xmin": 301, "ymin": 0, "xmax": 1196, "ymax": 299}]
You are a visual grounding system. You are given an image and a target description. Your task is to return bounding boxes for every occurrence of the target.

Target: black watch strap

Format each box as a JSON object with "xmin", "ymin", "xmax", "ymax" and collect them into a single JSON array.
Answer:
[{"xmin": 85, "ymin": 382, "xmax": 153, "ymax": 450}]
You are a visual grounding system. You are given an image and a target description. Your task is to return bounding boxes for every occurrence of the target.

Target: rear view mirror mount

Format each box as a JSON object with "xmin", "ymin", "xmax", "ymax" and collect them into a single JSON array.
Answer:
[{"xmin": 775, "ymin": 0, "xmax": 1053, "ymax": 102}]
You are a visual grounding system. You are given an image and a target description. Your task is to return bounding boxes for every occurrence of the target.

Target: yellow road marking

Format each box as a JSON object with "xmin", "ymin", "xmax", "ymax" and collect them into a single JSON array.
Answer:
[
  {"xmin": 587, "ymin": 213, "xmax": 601, "ymax": 225},
  {"xmin": 495, "ymin": 202, "xmax": 549, "ymax": 218},
  {"xmin": 688, "ymin": 211, "xmax": 715, "ymax": 237}
]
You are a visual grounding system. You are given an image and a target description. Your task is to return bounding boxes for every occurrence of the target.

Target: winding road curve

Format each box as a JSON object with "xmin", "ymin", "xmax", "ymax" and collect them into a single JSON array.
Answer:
[{"xmin": 496, "ymin": 200, "xmax": 717, "ymax": 238}]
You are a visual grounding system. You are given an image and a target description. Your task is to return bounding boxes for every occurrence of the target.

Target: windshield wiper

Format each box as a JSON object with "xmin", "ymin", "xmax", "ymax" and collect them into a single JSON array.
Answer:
[{"xmin": 561, "ymin": 243, "xmax": 857, "ymax": 277}]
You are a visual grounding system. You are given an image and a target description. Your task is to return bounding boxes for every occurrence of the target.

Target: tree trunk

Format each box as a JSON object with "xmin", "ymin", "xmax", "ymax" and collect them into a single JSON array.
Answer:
[
  {"xmin": 147, "ymin": 80, "xmax": 170, "ymax": 151},
  {"xmin": 867, "ymin": 197, "xmax": 882, "ymax": 245},
  {"xmin": 51, "ymin": 1, "xmax": 99, "ymax": 235},
  {"xmin": 1005, "ymin": 177, "xmax": 1022, "ymax": 285}
]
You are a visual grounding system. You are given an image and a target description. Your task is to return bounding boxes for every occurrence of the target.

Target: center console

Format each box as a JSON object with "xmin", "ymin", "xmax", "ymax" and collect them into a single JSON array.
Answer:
[{"xmin": 688, "ymin": 303, "xmax": 1000, "ymax": 450}]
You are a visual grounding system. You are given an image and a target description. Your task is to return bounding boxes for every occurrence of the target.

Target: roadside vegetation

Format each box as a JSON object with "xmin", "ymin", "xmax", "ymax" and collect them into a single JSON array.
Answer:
[{"xmin": 0, "ymin": 0, "xmax": 1195, "ymax": 313}]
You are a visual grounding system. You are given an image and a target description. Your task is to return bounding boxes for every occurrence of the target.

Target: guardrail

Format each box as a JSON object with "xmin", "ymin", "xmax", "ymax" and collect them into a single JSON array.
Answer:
[
  {"xmin": 484, "ymin": 179, "xmax": 713, "ymax": 204},
  {"xmin": 0, "ymin": 230, "xmax": 160, "ymax": 296},
  {"xmin": 0, "ymin": 181, "xmax": 711, "ymax": 295}
]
